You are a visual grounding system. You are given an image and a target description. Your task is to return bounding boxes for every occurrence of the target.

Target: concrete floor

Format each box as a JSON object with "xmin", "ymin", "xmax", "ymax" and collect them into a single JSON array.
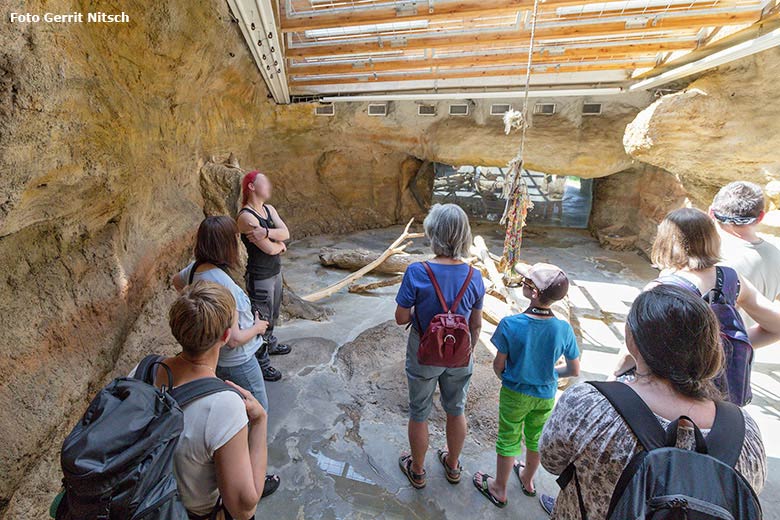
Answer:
[{"xmin": 260, "ymin": 223, "xmax": 780, "ymax": 519}]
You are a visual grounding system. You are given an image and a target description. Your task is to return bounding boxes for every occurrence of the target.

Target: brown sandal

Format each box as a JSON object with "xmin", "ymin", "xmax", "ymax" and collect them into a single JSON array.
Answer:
[
  {"xmin": 398, "ymin": 454, "xmax": 426, "ymax": 489},
  {"xmin": 437, "ymin": 449, "xmax": 462, "ymax": 484}
]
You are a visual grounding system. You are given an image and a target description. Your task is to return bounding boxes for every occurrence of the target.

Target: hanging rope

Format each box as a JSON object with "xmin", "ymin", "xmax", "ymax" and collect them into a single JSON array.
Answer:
[{"xmin": 499, "ymin": 0, "xmax": 541, "ymax": 272}]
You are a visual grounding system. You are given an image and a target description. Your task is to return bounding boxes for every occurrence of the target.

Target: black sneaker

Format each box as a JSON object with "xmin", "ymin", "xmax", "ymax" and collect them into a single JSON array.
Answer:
[
  {"xmin": 268, "ymin": 343, "xmax": 292, "ymax": 356},
  {"xmin": 262, "ymin": 365, "xmax": 282, "ymax": 382},
  {"xmin": 539, "ymin": 494, "xmax": 555, "ymax": 516}
]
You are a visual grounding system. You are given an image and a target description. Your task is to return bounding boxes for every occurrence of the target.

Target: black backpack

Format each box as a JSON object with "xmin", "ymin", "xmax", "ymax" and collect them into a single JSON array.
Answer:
[
  {"xmin": 57, "ymin": 355, "xmax": 241, "ymax": 520},
  {"xmin": 557, "ymin": 381, "xmax": 762, "ymax": 520}
]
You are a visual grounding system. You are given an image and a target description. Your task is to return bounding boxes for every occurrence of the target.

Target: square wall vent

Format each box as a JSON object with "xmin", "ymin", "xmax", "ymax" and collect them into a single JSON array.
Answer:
[
  {"xmin": 533, "ymin": 103, "xmax": 556, "ymax": 115},
  {"xmin": 315, "ymin": 104, "xmax": 335, "ymax": 116},
  {"xmin": 418, "ymin": 104, "xmax": 437, "ymax": 116},
  {"xmin": 490, "ymin": 103, "xmax": 511, "ymax": 116},
  {"xmin": 582, "ymin": 102, "xmax": 602, "ymax": 115},
  {"xmin": 449, "ymin": 104, "xmax": 469, "ymax": 116},
  {"xmin": 368, "ymin": 103, "xmax": 388, "ymax": 116}
]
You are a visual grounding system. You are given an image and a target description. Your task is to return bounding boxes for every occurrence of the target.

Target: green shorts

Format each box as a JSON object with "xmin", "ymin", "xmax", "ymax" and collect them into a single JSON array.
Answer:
[{"xmin": 496, "ymin": 386, "xmax": 555, "ymax": 456}]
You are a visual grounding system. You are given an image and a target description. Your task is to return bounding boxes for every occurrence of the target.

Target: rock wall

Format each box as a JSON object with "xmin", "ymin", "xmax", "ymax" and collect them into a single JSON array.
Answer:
[
  {"xmin": 0, "ymin": 1, "xmax": 429, "ymax": 515},
  {"xmin": 5, "ymin": 0, "xmax": 777, "ymax": 516},
  {"xmin": 590, "ymin": 165, "xmax": 688, "ymax": 255},
  {"xmin": 333, "ymin": 95, "xmax": 651, "ymax": 178},
  {"xmin": 624, "ymin": 47, "xmax": 780, "ymax": 208}
]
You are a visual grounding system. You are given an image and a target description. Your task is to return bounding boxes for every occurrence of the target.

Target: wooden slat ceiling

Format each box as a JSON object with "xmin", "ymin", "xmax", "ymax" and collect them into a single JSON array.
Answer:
[{"xmin": 277, "ymin": 0, "xmax": 767, "ymax": 95}]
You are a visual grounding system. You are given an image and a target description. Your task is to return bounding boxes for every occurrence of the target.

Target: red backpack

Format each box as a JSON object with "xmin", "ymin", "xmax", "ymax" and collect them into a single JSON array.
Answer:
[{"xmin": 415, "ymin": 262, "xmax": 475, "ymax": 368}]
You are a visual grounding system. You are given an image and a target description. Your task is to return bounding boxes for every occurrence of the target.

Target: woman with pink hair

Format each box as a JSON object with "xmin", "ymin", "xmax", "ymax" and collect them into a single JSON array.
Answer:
[{"xmin": 236, "ymin": 171, "xmax": 292, "ymax": 382}]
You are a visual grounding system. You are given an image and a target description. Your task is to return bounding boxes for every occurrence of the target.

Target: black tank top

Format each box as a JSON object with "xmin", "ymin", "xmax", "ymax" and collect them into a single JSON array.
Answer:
[{"xmin": 239, "ymin": 205, "xmax": 282, "ymax": 279}]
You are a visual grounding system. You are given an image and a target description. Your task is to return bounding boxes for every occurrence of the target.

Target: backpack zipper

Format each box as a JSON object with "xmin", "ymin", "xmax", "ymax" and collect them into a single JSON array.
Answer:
[{"xmin": 647, "ymin": 495, "xmax": 735, "ymax": 519}]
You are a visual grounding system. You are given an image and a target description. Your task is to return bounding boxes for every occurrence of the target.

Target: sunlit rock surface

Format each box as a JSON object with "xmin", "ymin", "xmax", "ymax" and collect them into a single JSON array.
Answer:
[{"xmin": 624, "ymin": 48, "xmax": 780, "ymax": 207}]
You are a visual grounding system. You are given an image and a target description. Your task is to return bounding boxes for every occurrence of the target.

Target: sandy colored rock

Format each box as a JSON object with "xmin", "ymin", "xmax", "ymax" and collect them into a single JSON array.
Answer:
[
  {"xmin": 624, "ymin": 48, "xmax": 780, "ymax": 207},
  {"xmin": 590, "ymin": 166, "xmax": 688, "ymax": 255},
  {"xmin": 0, "ymin": 1, "xmax": 433, "ymax": 511},
  {"xmin": 0, "ymin": 0, "xmax": 773, "ymax": 516}
]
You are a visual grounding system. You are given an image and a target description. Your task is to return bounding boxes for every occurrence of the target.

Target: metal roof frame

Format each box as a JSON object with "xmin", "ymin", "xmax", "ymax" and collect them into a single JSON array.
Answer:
[{"xmin": 229, "ymin": 0, "xmax": 775, "ymax": 102}]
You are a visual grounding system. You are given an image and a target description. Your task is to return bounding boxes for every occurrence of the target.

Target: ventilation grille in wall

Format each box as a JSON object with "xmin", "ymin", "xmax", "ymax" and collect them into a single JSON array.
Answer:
[
  {"xmin": 449, "ymin": 104, "xmax": 469, "ymax": 116},
  {"xmin": 418, "ymin": 104, "xmax": 437, "ymax": 116},
  {"xmin": 582, "ymin": 102, "xmax": 603, "ymax": 115},
  {"xmin": 533, "ymin": 103, "xmax": 557, "ymax": 115},
  {"xmin": 315, "ymin": 104, "xmax": 335, "ymax": 116},
  {"xmin": 368, "ymin": 103, "xmax": 388, "ymax": 116},
  {"xmin": 490, "ymin": 103, "xmax": 512, "ymax": 116}
]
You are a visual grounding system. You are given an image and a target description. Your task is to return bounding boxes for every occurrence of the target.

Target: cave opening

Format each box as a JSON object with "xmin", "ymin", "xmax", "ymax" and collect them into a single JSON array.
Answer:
[{"xmin": 432, "ymin": 163, "xmax": 593, "ymax": 228}]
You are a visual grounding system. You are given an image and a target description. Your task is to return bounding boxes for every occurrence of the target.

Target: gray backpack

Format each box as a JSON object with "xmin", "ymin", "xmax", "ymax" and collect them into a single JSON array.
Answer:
[
  {"xmin": 557, "ymin": 381, "xmax": 762, "ymax": 520},
  {"xmin": 56, "ymin": 355, "xmax": 240, "ymax": 520}
]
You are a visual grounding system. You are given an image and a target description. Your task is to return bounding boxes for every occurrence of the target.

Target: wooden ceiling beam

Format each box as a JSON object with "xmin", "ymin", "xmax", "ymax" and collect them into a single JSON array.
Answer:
[
  {"xmin": 632, "ymin": 11, "xmax": 780, "ymax": 77},
  {"xmin": 282, "ymin": 0, "xmax": 598, "ymax": 33},
  {"xmin": 286, "ymin": 9, "xmax": 759, "ymax": 57},
  {"xmin": 288, "ymin": 40, "xmax": 693, "ymax": 75},
  {"xmin": 289, "ymin": 59, "xmax": 656, "ymax": 85},
  {"xmin": 556, "ymin": 0, "xmax": 749, "ymax": 18}
]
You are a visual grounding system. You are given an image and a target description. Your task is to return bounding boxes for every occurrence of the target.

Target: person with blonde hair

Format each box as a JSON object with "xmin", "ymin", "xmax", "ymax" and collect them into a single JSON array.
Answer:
[
  {"xmin": 394, "ymin": 203, "xmax": 486, "ymax": 488},
  {"xmin": 137, "ymin": 281, "xmax": 270, "ymax": 519},
  {"xmin": 614, "ymin": 207, "xmax": 780, "ymax": 405}
]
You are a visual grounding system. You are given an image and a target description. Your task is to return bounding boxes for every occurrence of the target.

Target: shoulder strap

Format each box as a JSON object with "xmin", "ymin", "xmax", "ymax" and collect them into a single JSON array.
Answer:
[
  {"xmin": 188, "ymin": 260, "xmax": 203, "ymax": 285},
  {"xmin": 557, "ymin": 464, "xmax": 589, "ymax": 520},
  {"xmin": 655, "ymin": 274, "xmax": 702, "ymax": 297},
  {"xmin": 422, "ymin": 262, "xmax": 449, "ymax": 313},
  {"xmin": 239, "ymin": 206, "xmax": 269, "ymax": 229},
  {"xmin": 169, "ymin": 378, "xmax": 243, "ymax": 407},
  {"xmin": 135, "ymin": 355, "xmax": 165, "ymax": 384},
  {"xmin": 709, "ymin": 265, "xmax": 740, "ymax": 304},
  {"xmin": 588, "ymin": 381, "xmax": 666, "ymax": 451},
  {"xmin": 263, "ymin": 204, "xmax": 274, "ymax": 226},
  {"xmin": 702, "ymin": 400, "xmax": 746, "ymax": 468},
  {"xmin": 450, "ymin": 266, "xmax": 475, "ymax": 313}
]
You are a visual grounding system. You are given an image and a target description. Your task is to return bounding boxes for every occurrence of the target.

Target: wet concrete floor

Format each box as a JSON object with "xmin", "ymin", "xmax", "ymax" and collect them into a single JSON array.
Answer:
[{"xmin": 261, "ymin": 223, "xmax": 780, "ymax": 519}]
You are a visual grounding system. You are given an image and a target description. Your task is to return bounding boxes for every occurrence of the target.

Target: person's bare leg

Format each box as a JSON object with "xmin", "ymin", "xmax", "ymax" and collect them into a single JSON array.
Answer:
[
  {"xmin": 474, "ymin": 454, "xmax": 511, "ymax": 504},
  {"xmin": 480, "ymin": 454, "xmax": 513, "ymax": 502},
  {"xmin": 408, "ymin": 419, "xmax": 429, "ymax": 474},
  {"xmin": 519, "ymin": 449, "xmax": 541, "ymax": 494},
  {"xmin": 444, "ymin": 413, "xmax": 467, "ymax": 469}
]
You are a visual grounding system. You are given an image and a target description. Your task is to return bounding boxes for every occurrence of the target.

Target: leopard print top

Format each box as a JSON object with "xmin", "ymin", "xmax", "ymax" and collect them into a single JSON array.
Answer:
[{"xmin": 539, "ymin": 383, "xmax": 766, "ymax": 520}]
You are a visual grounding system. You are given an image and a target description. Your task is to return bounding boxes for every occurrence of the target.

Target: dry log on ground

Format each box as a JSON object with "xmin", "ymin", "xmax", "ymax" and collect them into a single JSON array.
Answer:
[
  {"xmin": 348, "ymin": 275, "xmax": 404, "ymax": 293},
  {"xmin": 471, "ymin": 236, "xmax": 517, "ymax": 311},
  {"xmin": 303, "ymin": 218, "xmax": 423, "ymax": 302},
  {"xmin": 481, "ymin": 308, "xmax": 503, "ymax": 326},
  {"xmin": 319, "ymin": 248, "xmax": 430, "ymax": 274}
]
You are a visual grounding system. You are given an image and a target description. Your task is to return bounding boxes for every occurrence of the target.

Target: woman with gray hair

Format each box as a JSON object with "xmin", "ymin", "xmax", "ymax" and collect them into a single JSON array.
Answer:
[{"xmin": 394, "ymin": 203, "xmax": 486, "ymax": 488}]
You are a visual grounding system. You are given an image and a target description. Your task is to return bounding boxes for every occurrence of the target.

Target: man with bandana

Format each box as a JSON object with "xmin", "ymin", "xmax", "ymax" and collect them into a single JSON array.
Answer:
[{"xmin": 710, "ymin": 181, "xmax": 780, "ymax": 326}]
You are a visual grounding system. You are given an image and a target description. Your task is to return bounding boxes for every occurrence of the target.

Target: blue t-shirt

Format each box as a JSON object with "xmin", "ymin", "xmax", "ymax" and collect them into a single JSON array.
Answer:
[
  {"xmin": 395, "ymin": 262, "xmax": 485, "ymax": 332},
  {"xmin": 491, "ymin": 314, "xmax": 579, "ymax": 399}
]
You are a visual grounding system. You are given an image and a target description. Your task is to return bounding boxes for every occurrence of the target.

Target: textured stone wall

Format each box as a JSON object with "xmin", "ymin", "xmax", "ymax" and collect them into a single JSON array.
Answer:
[
  {"xmin": 624, "ymin": 47, "xmax": 780, "ymax": 208},
  {"xmin": 329, "ymin": 94, "xmax": 651, "ymax": 178},
  {"xmin": 0, "ymin": 1, "xmax": 429, "ymax": 514},
  {"xmin": 590, "ymin": 166, "xmax": 688, "ymax": 255},
  {"xmin": 3, "ymin": 0, "xmax": 777, "ymax": 516}
]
